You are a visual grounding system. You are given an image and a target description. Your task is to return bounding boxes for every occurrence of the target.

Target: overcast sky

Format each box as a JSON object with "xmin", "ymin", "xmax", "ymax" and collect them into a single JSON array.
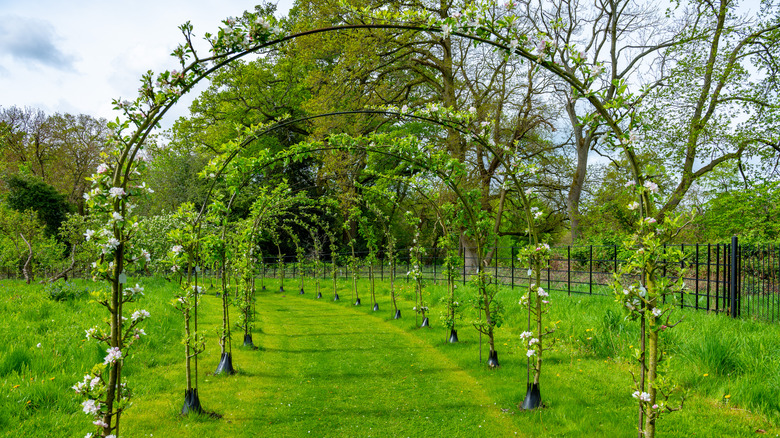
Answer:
[{"xmin": 0, "ymin": 0, "xmax": 294, "ymax": 128}]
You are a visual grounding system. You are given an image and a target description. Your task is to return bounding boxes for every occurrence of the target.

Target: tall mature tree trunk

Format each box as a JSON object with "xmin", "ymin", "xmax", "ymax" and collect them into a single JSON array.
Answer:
[{"xmin": 565, "ymin": 99, "xmax": 592, "ymax": 243}]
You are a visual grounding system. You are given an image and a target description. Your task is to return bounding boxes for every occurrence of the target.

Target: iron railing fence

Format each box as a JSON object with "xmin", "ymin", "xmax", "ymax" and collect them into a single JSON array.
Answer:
[
  {"xmin": 5, "ymin": 237, "xmax": 775, "ymax": 322},
  {"xmin": 258, "ymin": 237, "xmax": 779, "ymax": 323}
]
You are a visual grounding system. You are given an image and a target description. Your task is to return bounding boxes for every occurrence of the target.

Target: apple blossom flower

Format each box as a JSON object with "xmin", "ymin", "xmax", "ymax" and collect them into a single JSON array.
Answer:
[
  {"xmin": 82, "ymin": 399, "xmax": 100, "ymax": 415},
  {"xmin": 528, "ymin": 338, "xmax": 539, "ymax": 346},
  {"xmin": 112, "ymin": 212, "xmax": 123, "ymax": 222},
  {"xmin": 104, "ymin": 238, "xmax": 120, "ymax": 253},
  {"xmin": 96, "ymin": 163, "xmax": 109, "ymax": 174},
  {"xmin": 645, "ymin": 217, "xmax": 657, "ymax": 224},
  {"xmin": 627, "ymin": 202, "xmax": 639, "ymax": 210},
  {"xmin": 526, "ymin": 349, "xmax": 536, "ymax": 357},
  {"xmin": 632, "ymin": 391, "xmax": 652, "ymax": 402},
  {"xmin": 171, "ymin": 245, "xmax": 183, "ymax": 255},
  {"xmin": 108, "ymin": 187, "xmax": 125, "ymax": 198},
  {"xmin": 652, "ymin": 307, "xmax": 662, "ymax": 317},
  {"xmin": 643, "ymin": 181, "xmax": 658, "ymax": 194},
  {"xmin": 131, "ymin": 309, "xmax": 150, "ymax": 321},
  {"xmin": 103, "ymin": 347, "xmax": 122, "ymax": 365},
  {"xmin": 126, "ymin": 284, "xmax": 145, "ymax": 297},
  {"xmin": 520, "ymin": 331, "xmax": 533, "ymax": 339},
  {"xmin": 84, "ymin": 229, "xmax": 95, "ymax": 241},
  {"xmin": 93, "ymin": 419, "xmax": 108, "ymax": 428},
  {"xmin": 624, "ymin": 180, "xmax": 636, "ymax": 187}
]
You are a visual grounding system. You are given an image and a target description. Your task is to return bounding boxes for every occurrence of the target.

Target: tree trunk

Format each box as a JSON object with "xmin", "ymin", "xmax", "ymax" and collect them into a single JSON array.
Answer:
[
  {"xmin": 644, "ymin": 325, "xmax": 658, "ymax": 438},
  {"xmin": 19, "ymin": 233, "xmax": 33, "ymax": 284},
  {"xmin": 45, "ymin": 244, "xmax": 77, "ymax": 283}
]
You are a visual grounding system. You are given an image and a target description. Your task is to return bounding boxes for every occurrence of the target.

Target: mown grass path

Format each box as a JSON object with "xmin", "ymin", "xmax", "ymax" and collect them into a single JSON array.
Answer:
[
  {"xmin": 243, "ymin": 292, "xmax": 521, "ymax": 436},
  {"xmin": 124, "ymin": 291, "xmax": 522, "ymax": 437}
]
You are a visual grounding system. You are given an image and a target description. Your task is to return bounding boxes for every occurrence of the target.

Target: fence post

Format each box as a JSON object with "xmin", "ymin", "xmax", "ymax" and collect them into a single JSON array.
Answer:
[
  {"xmin": 567, "ymin": 246, "xmax": 571, "ymax": 296},
  {"xmin": 695, "ymin": 243, "xmax": 700, "ymax": 311},
  {"xmin": 495, "ymin": 243, "xmax": 499, "ymax": 286},
  {"xmin": 463, "ymin": 253, "xmax": 466, "ymax": 285},
  {"xmin": 511, "ymin": 246, "xmax": 515, "ymax": 290},
  {"xmin": 433, "ymin": 253, "xmax": 437, "ymax": 285},
  {"xmin": 730, "ymin": 236, "xmax": 739, "ymax": 318},
  {"xmin": 589, "ymin": 245, "xmax": 593, "ymax": 295},
  {"xmin": 680, "ymin": 244, "xmax": 685, "ymax": 309}
]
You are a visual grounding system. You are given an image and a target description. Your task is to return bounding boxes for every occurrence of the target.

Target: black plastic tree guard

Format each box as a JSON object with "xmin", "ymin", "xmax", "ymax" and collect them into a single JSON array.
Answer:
[
  {"xmin": 420, "ymin": 317, "xmax": 429, "ymax": 327},
  {"xmin": 521, "ymin": 383, "xmax": 541, "ymax": 410},
  {"xmin": 214, "ymin": 352, "xmax": 235, "ymax": 375},
  {"xmin": 448, "ymin": 329, "xmax": 459, "ymax": 343},
  {"xmin": 354, "ymin": 298, "xmax": 361, "ymax": 306},
  {"xmin": 487, "ymin": 350, "xmax": 499, "ymax": 368},
  {"xmin": 243, "ymin": 333, "xmax": 254, "ymax": 348},
  {"xmin": 372, "ymin": 303, "xmax": 379, "ymax": 311},
  {"xmin": 299, "ymin": 288, "xmax": 305, "ymax": 295},
  {"xmin": 393, "ymin": 309, "xmax": 401, "ymax": 319},
  {"xmin": 181, "ymin": 388, "xmax": 203, "ymax": 415},
  {"xmin": 279, "ymin": 286, "xmax": 284, "ymax": 293},
  {"xmin": 262, "ymin": 285, "xmax": 266, "ymax": 291},
  {"xmin": 334, "ymin": 293, "xmax": 340, "ymax": 301},
  {"xmin": 316, "ymin": 292, "xmax": 322, "ymax": 299}
]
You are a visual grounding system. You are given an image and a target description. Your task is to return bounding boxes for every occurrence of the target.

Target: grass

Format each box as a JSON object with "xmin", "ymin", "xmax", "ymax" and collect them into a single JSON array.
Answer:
[{"xmin": 1, "ymin": 274, "xmax": 779, "ymax": 436}]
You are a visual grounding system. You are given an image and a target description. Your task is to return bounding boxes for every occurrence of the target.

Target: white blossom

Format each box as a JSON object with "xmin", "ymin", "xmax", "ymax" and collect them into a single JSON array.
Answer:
[
  {"xmin": 108, "ymin": 187, "xmax": 126, "ymax": 198},
  {"xmin": 643, "ymin": 181, "xmax": 659, "ymax": 194},
  {"xmin": 82, "ymin": 399, "xmax": 100, "ymax": 415},
  {"xmin": 131, "ymin": 309, "xmax": 150, "ymax": 321},
  {"xmin": 103, "ymin": 347, "xmax": 122, "ymax": 365}
]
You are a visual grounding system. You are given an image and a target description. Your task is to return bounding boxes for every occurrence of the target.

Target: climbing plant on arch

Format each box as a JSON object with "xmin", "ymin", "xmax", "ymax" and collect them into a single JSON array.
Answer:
[{"xmin": 76, "ymin": 3, "xmax": 701, "ymax": 435}]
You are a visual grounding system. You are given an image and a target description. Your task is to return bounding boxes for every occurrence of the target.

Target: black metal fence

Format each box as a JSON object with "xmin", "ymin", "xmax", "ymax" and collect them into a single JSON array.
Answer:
[{"xmin": 262, "ymin": 237, "xmax": 780, "ymax": 323}]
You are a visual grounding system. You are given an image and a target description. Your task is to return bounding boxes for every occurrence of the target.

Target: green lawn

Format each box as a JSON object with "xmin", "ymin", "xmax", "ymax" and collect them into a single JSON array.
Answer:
[{"xmin": 1, "ymin": 276, "xmax": 778, "ymax": 436}]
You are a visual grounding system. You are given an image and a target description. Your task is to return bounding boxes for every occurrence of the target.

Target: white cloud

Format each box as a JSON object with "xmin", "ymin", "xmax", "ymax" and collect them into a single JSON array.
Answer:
[
  {"xmin": 0, "ymin": 0, "xmax": 293, "ymax": 130},
  {"xmin": 0, "ymin": 15, "xmax": 75, "ymax": 70}
]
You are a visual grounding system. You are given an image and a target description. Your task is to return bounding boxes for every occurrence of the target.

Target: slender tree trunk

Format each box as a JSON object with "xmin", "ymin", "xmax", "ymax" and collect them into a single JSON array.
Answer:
[
  {"xmin": 644, "ymin": 326, "xmax": 658, "ymax": 437},
  {"xmin": 19, "ymin": 233, "xmax": 33, "ymax": 284},
  {"xmin": 103, "ymin": 244, "xmax": 124, "ymax": 436},
  {"xmin": 534, "ymin": 286, "xmax": 543, "ymax": 384},
  {"xmin": 390, "ymin": 259, "xmax": 397, "ymax": 311}
]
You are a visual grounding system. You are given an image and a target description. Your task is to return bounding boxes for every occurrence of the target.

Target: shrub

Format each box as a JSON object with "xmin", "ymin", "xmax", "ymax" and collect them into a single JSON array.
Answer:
[{"xmin": 44, "ymin": 281, "xmax": 87, "ymax": 302}]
